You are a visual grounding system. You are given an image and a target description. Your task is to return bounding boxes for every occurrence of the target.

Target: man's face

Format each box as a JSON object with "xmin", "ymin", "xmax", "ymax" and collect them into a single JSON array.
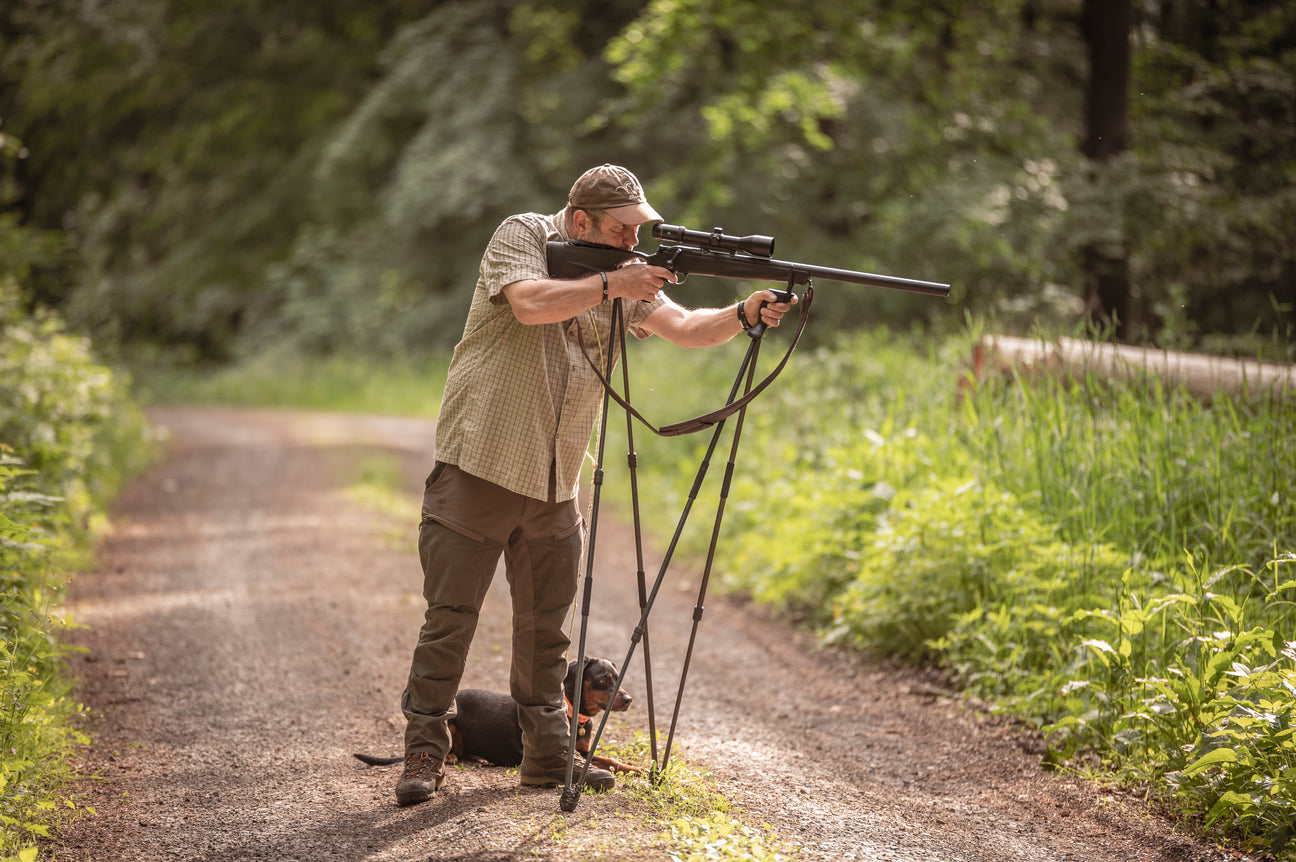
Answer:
[{"xmin": 575, "ymin": 211, "xmax": 640, "ymax": 250}]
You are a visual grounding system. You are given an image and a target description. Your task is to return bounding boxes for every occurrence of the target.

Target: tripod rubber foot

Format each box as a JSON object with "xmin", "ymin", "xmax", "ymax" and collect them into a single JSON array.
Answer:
[{"xmin": 559, "ymin": 786, "xmax": 581, "ymax": 812}]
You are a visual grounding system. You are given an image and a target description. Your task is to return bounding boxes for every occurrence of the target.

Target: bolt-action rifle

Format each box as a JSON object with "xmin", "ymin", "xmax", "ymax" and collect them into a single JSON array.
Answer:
[
  {"xmin": 547, "ymin": 222, "xmax": 952, "ymax": 306},
  {"xmin": 546, "ymin": 220, "xmax": 951, "ymax": 437}
]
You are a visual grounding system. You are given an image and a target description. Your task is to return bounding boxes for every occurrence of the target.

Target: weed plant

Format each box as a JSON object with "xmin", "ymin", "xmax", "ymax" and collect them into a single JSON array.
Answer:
[{"xmin": 600, "ymin": 329, "xmax": 1295, "ymax": 858}]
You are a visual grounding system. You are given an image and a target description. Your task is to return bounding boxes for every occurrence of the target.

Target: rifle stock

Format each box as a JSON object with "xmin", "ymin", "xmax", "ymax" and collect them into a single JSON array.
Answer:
[{"xmin": 546, "ymin": 234, "xmax": 951, "ymax": 298}]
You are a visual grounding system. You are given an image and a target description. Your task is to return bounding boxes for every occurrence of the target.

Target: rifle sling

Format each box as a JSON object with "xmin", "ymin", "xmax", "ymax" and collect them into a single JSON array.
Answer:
[{"xmin": 573, "ymin": 285, "xmax": 814, "ymax": 437}]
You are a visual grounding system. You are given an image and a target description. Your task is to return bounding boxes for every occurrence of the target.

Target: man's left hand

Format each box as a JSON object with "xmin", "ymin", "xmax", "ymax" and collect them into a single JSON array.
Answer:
[{"xmin": 743, "ymin": 290, "xmax": 797, "ymax": 330}]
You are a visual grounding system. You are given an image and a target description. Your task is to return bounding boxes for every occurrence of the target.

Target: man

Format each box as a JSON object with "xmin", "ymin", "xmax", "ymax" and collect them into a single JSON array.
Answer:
[{"xmin": 396, "ymin": 164, "xmax": 793, "ymax": 805}]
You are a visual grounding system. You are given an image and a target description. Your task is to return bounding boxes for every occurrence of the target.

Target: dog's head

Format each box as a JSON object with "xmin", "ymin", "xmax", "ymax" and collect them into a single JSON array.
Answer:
[{"xmin": 564, "ymin": 656, "xmax": 633, "ymax": 717}]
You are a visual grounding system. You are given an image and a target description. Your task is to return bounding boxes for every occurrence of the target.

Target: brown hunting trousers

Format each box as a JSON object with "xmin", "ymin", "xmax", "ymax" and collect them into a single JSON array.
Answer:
[{"xmin": 401, "ymin": 462, "xmax": 583, "ymax": 761}]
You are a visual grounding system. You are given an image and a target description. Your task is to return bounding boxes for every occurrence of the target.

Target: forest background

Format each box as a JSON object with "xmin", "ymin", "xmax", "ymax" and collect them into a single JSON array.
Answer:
[
  {"xmin": 2, "ymin": 0, "xmax": 1293, "ymax": 362},
  {"xmin": 1, "ymin": 1, "xmax": 1295, "ymax": 860}
]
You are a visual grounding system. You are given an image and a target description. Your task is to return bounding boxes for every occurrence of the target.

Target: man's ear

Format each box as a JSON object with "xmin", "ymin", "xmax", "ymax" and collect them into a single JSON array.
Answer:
[{"xmin": 570, "ymin": 208, "xmax": 594, "ymax": 239}]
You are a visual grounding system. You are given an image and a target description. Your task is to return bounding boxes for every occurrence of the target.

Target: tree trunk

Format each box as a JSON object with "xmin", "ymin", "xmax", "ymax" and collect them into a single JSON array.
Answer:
[
  {"xmin": 1081, "ymin": 0, "xmax": 1133, "ymax": 339},
  {"xmin": 976, "ymin": 335, "xmax": 1296, "ymax": 403}
]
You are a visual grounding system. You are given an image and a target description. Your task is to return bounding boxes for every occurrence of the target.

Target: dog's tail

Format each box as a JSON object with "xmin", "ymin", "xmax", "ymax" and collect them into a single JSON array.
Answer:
[{"xmin": 353, "ymin": 752, "xmax": 403, "ymax": 767}]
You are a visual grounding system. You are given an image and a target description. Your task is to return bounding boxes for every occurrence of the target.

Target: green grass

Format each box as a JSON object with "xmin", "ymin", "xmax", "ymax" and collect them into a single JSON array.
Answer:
[{"xmin": 346, "ymin": 453, "xmax": 416, "ymax": 550}]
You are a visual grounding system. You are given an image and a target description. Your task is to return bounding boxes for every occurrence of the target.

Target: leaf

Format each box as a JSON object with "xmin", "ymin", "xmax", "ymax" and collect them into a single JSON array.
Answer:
[
  {"xmin": 1204, "ymin": 790, "xmax": 1254, "ymax": 828},
  {"xmin": 1204, "ymin": 647, "xmax": 1238, "ymax": 688},
  {"xmin": 1183, "ymin": 747, "xmax": 1238, "ymax": 776},
  {"xmin": 1271, "ymin": 820, "xmax": 1294, "ymax": 854},
  {"xmin": 1080, "ymin": 639, "xmax": 1115, "ymax": 667},
  {"xmin": 1082, "ymin": 638, "xmax": 1116, "ymax": 653},
  {"xmin": 1226, "ymin": 661, "xmax": 1252, "ymax": 680}
]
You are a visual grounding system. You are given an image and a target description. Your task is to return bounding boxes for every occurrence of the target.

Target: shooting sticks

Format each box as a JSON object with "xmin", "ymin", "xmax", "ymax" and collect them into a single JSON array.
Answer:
[{"xmin": 559, "ymin": 278, "xmax": 813, "ymax": 812}]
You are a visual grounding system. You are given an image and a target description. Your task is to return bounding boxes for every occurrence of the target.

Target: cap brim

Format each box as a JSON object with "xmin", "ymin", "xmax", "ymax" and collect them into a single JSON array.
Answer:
[{"xmin": 605, "ymin": 201, "xmax": 662, "ymax": 225}]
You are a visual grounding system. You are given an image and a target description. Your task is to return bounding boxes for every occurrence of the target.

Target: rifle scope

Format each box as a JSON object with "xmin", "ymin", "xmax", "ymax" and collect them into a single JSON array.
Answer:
[{"xmin": 652, "ymin": 223, "xmax": 775, "ymax": 259}]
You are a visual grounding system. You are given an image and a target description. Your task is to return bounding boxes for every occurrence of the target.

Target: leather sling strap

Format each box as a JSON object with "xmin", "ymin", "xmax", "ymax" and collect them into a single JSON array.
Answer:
[{"xmin": 573, "ymin": 285, "xmax": 814, "ymax": 437}]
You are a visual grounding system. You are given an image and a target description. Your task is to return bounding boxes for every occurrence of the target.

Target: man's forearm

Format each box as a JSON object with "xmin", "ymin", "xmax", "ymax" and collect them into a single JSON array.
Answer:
[
  {"xmin": 677, "ymin": 303, "xmax": 748, "ymax": 348},
  {"xmin": 637, "ymin": 299, "xmax": 751, "ymax": 349},
  {"xmin": 502, "ymin": 275, "xmax": 606, "ymax": 325}
]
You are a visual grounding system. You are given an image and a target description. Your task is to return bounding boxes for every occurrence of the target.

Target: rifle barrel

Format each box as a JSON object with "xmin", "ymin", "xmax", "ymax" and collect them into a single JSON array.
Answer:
[
  {"xmin": 662, "ymin": 247, "xmax": 951, "ymax": 297},
  {"xmin": 800, "ymin": 261, "xmax": 950, "ymax": 296}
]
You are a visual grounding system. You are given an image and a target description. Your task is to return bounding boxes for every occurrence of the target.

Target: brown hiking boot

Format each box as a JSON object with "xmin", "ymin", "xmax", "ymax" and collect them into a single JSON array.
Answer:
[
  {"xmin": 395, "ymin": 751, "xmax": 445, "ymax": 806},
  {"xmin": 519, "ymin": 753, "xmax": 614, "ymax": 792}
]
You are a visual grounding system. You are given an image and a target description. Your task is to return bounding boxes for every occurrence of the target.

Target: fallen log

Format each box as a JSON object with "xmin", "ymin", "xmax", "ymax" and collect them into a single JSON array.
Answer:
[{"xmin": 975, "ymin": 335, "xmax": 1296, "ymax": 403}]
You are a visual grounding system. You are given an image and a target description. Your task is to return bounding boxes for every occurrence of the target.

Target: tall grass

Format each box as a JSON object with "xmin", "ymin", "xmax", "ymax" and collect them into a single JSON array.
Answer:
[
  {"xmin": 965, "ymin": 368, "xmax": 1292, "ymax": 579},
  {"xmin": 600, "ymin": 329, "xmax": 1295, "ymax": 858}
]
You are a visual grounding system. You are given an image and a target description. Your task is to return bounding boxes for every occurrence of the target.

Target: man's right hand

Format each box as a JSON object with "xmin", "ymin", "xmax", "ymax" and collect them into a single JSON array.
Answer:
[{"xmin": 610, "ymin": 262, "xmax": 677, "ymax": 302}]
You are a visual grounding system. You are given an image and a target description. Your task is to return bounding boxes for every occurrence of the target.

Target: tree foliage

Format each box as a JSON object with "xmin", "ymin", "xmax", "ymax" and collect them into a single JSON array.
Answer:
[
  {"xmin": 2, "ymin": 0, "xmax": 424, "ymax": 357},
  {"xmin": 601, "ymin": 0, "xmax": 1294, "ymax": 349},
  {"xmin": 1130, "ymin": 0, "xmax": 1296, "ymax": 348},
  {"xmin": 600, "ymin": 0, "xmax": 1084, "ymax": 331},
  {"xmin": 0, "ymin": 0, "xmax": 1291, "ymax": 361}
]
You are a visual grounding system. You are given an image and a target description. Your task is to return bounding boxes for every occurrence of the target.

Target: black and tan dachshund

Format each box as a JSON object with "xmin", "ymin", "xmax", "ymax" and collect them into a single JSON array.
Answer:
[{"xmin": 354, "ymin": 657, "xmax": 641, "ymax": 773}]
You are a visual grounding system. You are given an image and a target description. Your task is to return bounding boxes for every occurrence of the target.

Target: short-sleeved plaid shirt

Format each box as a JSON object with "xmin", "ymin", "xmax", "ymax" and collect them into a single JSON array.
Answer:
[{"xmin": 434, "ymin": 210, "xmax": 666, "ymax": 503}]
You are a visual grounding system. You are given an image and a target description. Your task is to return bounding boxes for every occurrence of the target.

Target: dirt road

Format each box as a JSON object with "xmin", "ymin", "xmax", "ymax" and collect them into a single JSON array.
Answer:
[{"xmin": 52, "ymin": 407, "xmax": 1235, "ymax": 861}]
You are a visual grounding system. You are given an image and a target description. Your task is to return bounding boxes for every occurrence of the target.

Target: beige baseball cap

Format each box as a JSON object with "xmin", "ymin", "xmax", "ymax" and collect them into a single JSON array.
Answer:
[{"xmin": 567, "ymin": 164, "xmax": 662, "ymax": 225}]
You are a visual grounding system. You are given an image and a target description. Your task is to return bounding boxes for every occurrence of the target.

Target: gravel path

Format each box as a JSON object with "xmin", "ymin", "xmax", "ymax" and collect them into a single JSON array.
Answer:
[{"xmin": 50, "ymin": 406, "xmax": 1239, "ymax": 861}]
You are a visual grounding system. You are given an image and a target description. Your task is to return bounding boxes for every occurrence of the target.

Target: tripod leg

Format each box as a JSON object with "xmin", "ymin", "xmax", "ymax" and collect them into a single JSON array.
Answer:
[
  {"xmin": 560, "ymin": 304, "xmax": 623, "ymax": 813},
  {"xmin": 661, "ymin": 338, "xmax": 762, "ymax": 772},
  {"xmin": 573, "ymin": 339, "xmax": 761, "ymax": 794},
  {"xmin": 619, "ymin": 321, "xmax": 660, "ymax": 772}
]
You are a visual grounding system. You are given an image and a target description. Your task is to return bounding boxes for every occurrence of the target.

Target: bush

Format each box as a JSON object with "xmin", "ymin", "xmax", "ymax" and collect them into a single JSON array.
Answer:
[{"xmin": 0, "ymin": 280, "xmax": 151, "ymax": 861}]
